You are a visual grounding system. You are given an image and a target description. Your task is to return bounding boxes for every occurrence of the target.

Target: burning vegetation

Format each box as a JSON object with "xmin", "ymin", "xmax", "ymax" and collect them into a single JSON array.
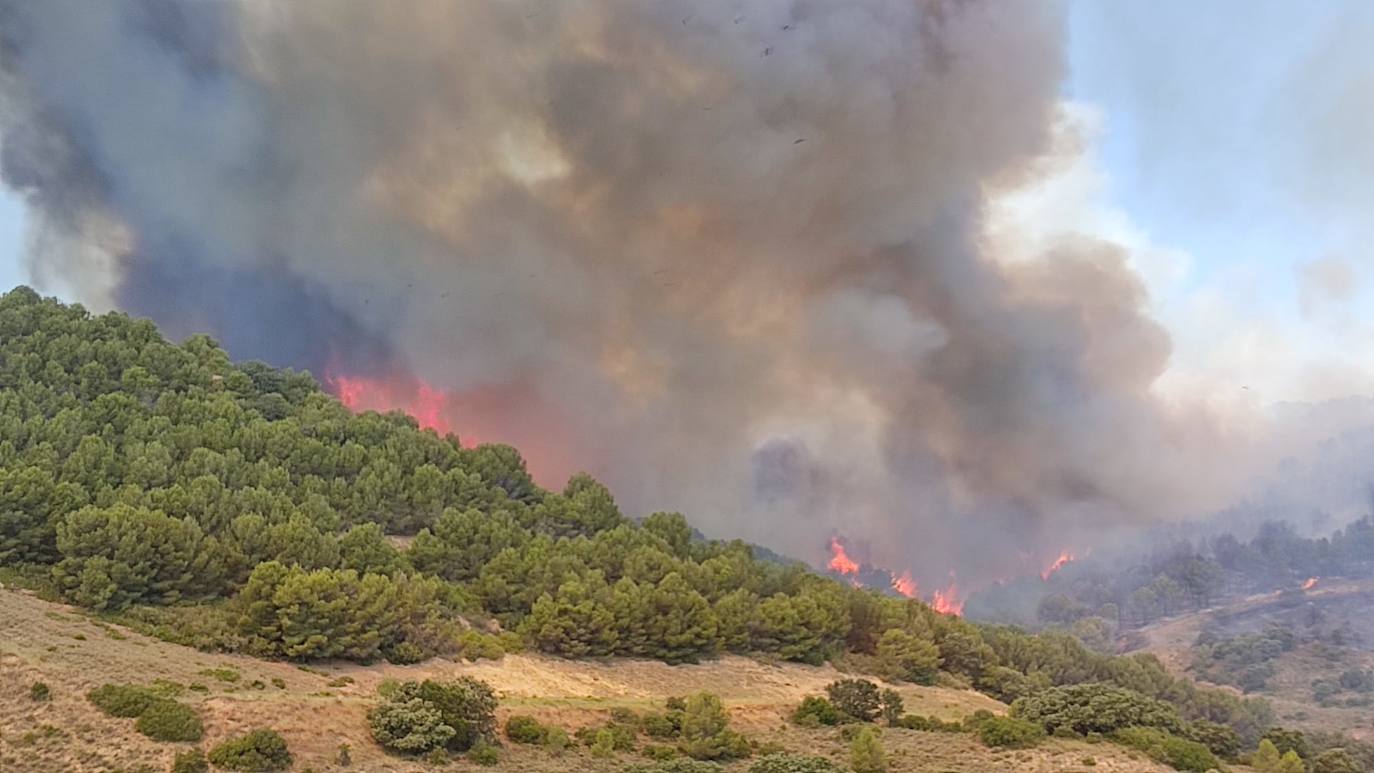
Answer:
[{"xmin": 0, "ymin": 0, "xmax": 1288, "ymax": 592}]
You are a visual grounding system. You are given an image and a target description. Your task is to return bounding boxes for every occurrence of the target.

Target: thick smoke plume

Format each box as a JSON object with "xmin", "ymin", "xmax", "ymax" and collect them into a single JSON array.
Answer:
[{"xmin": 0, "ymin": 1, "xmax": 1270, "ymax": 589}]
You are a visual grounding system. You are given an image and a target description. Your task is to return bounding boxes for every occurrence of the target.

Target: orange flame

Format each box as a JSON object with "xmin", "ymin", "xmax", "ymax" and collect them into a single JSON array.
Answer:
[
  {"xmin": 931, "ymin": 572, "xmax": 963, "ymax": 615},
  {"xmin": 327, "ymin": 371, "xmax": 455, "ymax": 436},
  {"xmin": 931, "ymin": 587, "xmax": 963, "ymax": 615},
  {"xmin": 1302, "ymin": 577, "xmax": 1319, "ymax": 591},
  {"xmin": 827, "ymin": 537, "xmax": 860, "ymax": 576},
  {"xmin": 891, "ymin": 571, "xmax": 918, "ymax": 599},
  {"xmin": 1041, "ymin": 550, "xmax": 1075, "ymax": 581}
]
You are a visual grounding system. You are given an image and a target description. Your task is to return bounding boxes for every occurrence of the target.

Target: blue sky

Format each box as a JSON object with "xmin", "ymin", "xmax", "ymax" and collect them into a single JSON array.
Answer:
[{"xmin": 2, "ymin": 1, "xmax": 1371, "ymax": 405}]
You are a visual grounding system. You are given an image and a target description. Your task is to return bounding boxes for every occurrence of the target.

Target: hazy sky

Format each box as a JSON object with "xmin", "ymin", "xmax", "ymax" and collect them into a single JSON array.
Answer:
[{"xmin": 1, "ymin": 0, "xmax": 1370, "ymax": 409}]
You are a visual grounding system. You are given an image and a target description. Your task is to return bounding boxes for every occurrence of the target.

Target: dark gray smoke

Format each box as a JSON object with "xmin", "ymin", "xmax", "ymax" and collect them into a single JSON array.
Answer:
[{"xmin": 0, "ymin": 0, "xmax": 1268, "ymax": 592}]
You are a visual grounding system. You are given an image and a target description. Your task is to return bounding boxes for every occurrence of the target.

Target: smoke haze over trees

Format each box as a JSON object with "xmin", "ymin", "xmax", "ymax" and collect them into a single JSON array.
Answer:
[{"xmin": 2, "ymin": 1, "xmax": 1374, "ymax": 596}]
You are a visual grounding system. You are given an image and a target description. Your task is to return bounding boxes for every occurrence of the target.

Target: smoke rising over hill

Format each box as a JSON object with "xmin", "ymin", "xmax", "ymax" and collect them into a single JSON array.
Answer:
[{"xmin": 0, "ymin": 1, "xmax": 1323, "ymax": 593}]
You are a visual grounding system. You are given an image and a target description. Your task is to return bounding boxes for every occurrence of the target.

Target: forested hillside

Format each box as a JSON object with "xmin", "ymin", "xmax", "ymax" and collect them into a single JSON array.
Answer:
[{"xmin": 0, "ymin": 286, "xmax": 1334, "ymax": 765}]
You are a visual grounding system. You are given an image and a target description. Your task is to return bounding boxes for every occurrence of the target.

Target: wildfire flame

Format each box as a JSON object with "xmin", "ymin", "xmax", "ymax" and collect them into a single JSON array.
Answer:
[
  {"xmin": 826, "ymin": 535, "xmax": 962, "ymax": 613},
  {"xmin": 1302, "ymin": 577, "xmax": 1319, "ymax": 591},
  {"xmin": 931, "ymin": 586, "xmax": 963, "ymax": 615},
  {"xmin": 326, "ymin": 371, "xmax": 455, "ymax": 436},
  {"xmin": 1041, "ymin": 550, "xmax": 1075, "ymax": 581},
  {"xmin": 827, "ymin": 537, "xmax": 860, "ymax": 576},
  {"xmin": 891, "ymin": 571, "xmax": 918, "ymax": 599}
]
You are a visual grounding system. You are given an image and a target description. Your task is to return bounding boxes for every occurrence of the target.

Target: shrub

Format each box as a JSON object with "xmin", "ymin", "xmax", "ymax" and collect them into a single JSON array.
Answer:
[
  {"xmin": 88, "ymin": 683, "xmax": 161, "ymax": 718},
  {"xmin": 611, "ymin": 706, "xmax": 640, "ymax": 724},
  {"xmin": 642, "ymin": 711, "xmax": 683, "ymax": 738},
  {"xmin": 1261, "ymin": 727, "xmax": 1311, "ymax": 760},
  {"xmin": 271, "ymin": 678, "xmax": 286, "ymax": 690},
  {"xmin": 369, "ymin": 677, "xmax": 497, "ymax": 753},
  {"xmin": 974, "ymin": 715, "xmax": 1044, "ymax": 748},
  {"xmin": 1313, "ymin": 748, "xmax": 1362, "ymax": 773},
  {"xmin": 207, "ymin": 730, "xmax": 292, "ymax": 771},
  {"xmin": 849, "ymin": 726, "xmax": 886, "ymax": 773},
  {"xmin": 825, "ymin": 679, "xmax": 881, "ymax": 722},
  {"xmin": 626, "ymin": 760, "xmax": 724, "ymax": 773},
  {"xmin": 576, "ymin": 720, "xmax": 637, "ymax": 751},
  {"xmin": 505, "ymin": 715, "xmax": 545, "ymax": 744},
  {"xmin": 337, "ymin": 742, "xmax": 352, "ymax": 767},
  {"xmin": 30, "ymin": 682, "xmax": 49, "ymax": 701},
  {"xmin": 678, "ymin": 692, "xmax": 749, "ymax": 761},
  {"xmin": 875, "ymin": 629, "xmax": 941, "ymax": 684},
  {"xmin": 543, "ymin": 726, "xmax": 570, "ymax": 755},
  {"xmin": 893, "ymin": 714, "xmax": 963, "ymax": 732},
  {"xmin": 1114, "ymin": 726, "xmax": 1219, "ymax": 773},
  {"xmin": 425, "ymin": 747, "xmax": 450, "ymax": 766},
  {"xmin": 468, "ymin": 740, "xmax": 499, "ymax": 766},
  {"xmin": 1010, "ymin": 683, "xmax": 1183, "ymax": 736},
  {"xmin": 591, "ymin": 728, "xmax": 617, "ymax": 758},
  {"xmin": 171, "ymin": 749, "xmax": 209, "ymax": 773},
  {"xmin": 749, "ymin": 753, "xmax": 846, "ymax": 772},
  {"xmin": 199, "ymin": 667, "xmax": 240, "ymax": 683},
  {"xmin": 644, "ymin": 744, "xmax": 679, "ymax": 760},
  {"xmin": 977, "ymin": 665, "xmax": 1051, "ymax": 703},
  {"xmin": 878, "ymin": 689, "xmax": 903, "ymax": 726},
  {"xmin": 135, "ymin": 700, "xmax": 204, "ymax": 742},
  {"xmin": 1186, "ymin": 719, "xmax": 1240, "ymax": 759},
  {"xmin": 369, "ymin": 697, "xmax": 456, "ymax": 753},
  {"xmin": 791, "ymin": 696, "xmax": 841, "ymax": 727},
  {"xmin": 384, "ymin": 641, "xmax": 428, "ymax": 665}
]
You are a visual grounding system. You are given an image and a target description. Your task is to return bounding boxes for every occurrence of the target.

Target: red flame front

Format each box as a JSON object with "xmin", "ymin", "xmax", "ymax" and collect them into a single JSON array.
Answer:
[
  {"xmin": 327, "ymin": 371, "xmax": 455, "ymax": 437},
  {"xmin": 891, "ymin": 571, "xmax": 918, "ymax": 599},
  {"xmin": 1041, "ymin": 550, "xmax": 1075, "ymax": 581},
  {"xmin": 931, "ymin": 573, "xmax": 963, "ymax": 615},
  {"xmin": 1302, "ymin": 576, "xmax": 1319, "ymax": 591},
  {"xmin": 828, "ymin": 537, "xmax": 860, "ymax": 576}
]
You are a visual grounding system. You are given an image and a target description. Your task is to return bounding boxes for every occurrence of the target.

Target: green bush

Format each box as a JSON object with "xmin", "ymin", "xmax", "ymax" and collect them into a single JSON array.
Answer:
[
  {"xmin": 591, "ymin": 728, "xmax": 617, "ymax": 758},
  {"xmin": 88, "ymin": 683, "xmax": 162, "ymax": 718},
  {"xmin": 791, "ymin": 696, "xmax": 841, "ymax": 727},
  {"xmin": 1312, "ymin": 748, "xmax": 1362, "ymax": 773},
  {"xmin": 825, "ymin": 679, "xmax": 881, "ymax": 722},
  {"xmin": 849, "ymin": 725, "xmax": 886, "ymax": 773},
  {"xmin": 576, "ymin": 720, "xmax": 637, "ymax": 751},
  {"xmin": 369, "ymin": 697, "xmax": 456, "ymax": 753},
  {"xmin": 543, "ymin": 726, "xmax": 570, "ymax": 755},
  {"xmin": 1261, "ymin": 727, "xmax": 1311, "ymax": 760},
  {"xmin": 625, "ymin": 760, "xmax": 724, "ymax": 773},
  {"xmin": 1186, "ymin": 719, "xmax": 1240, "ymax": 759},
  {"xmin": 749, "ymin": 753, "xmax": 846, "ymax": 772},
  {"xmin": 369, "ymin": 677, "xmax": 497, "ymax": 753},
  {"xmin": 878, "ymin": 689, "xmax": 903, "ymax": 725},
  {"xmin": 135, "ymin": 700, "xmax": 204, "ymax": 742},
  {"xmin": 644, "ymin": 744, "xmax": 679, "ymax": 760},
  {"xmin": 893, "ymin": 714, "xmax": 964, "ymax": 732},
  {"xmin": 171, "ymin": 749, "xmax": 208, "ymax": 773},
  {"xmin": 1010, "ymin": 683, "xmax": 1183, "ymax": 736},
  {"xmin": 1113, "ymin": 726, "xmax": 1220, "ymax": 772},
  {"xmin": 199, "ymin": 667, "xmax": 240, "ymax": 683},
  {"xmin": 973, "ymin": 715, "xmax": 1044, "ymax": 748},
  {"xmin": 678, "ymin": 692, "xmax": 749, "ymax": 761},
  {"xmin": 642, "ymin": 711, "xmax": 683, "ymax": 738},
  {"xmin": 504, "ymin": 715, "xmax": 545, "ymax": 744},
  {"xmin": 207, "ymin": 729, "xmax": 292, "ymax": 771},
  {"xmin": 29, "ymin": 682, "xmax": 50, "ymax": 701},
  {"xmin": 468, "ymin": 740, "xmax": 499, "ymax": 766}
]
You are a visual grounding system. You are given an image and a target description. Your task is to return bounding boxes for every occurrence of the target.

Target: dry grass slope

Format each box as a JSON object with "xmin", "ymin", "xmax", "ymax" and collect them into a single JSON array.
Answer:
[{"xmin": 1, "ymin": 587, "xmax": 1173, "ymax": 772}]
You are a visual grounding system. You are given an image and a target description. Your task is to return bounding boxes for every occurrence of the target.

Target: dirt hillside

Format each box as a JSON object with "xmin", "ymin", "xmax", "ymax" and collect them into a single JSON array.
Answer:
[{"xmin": 0, "ymin": 587, "xmax": 1172, "ymax": 772}]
